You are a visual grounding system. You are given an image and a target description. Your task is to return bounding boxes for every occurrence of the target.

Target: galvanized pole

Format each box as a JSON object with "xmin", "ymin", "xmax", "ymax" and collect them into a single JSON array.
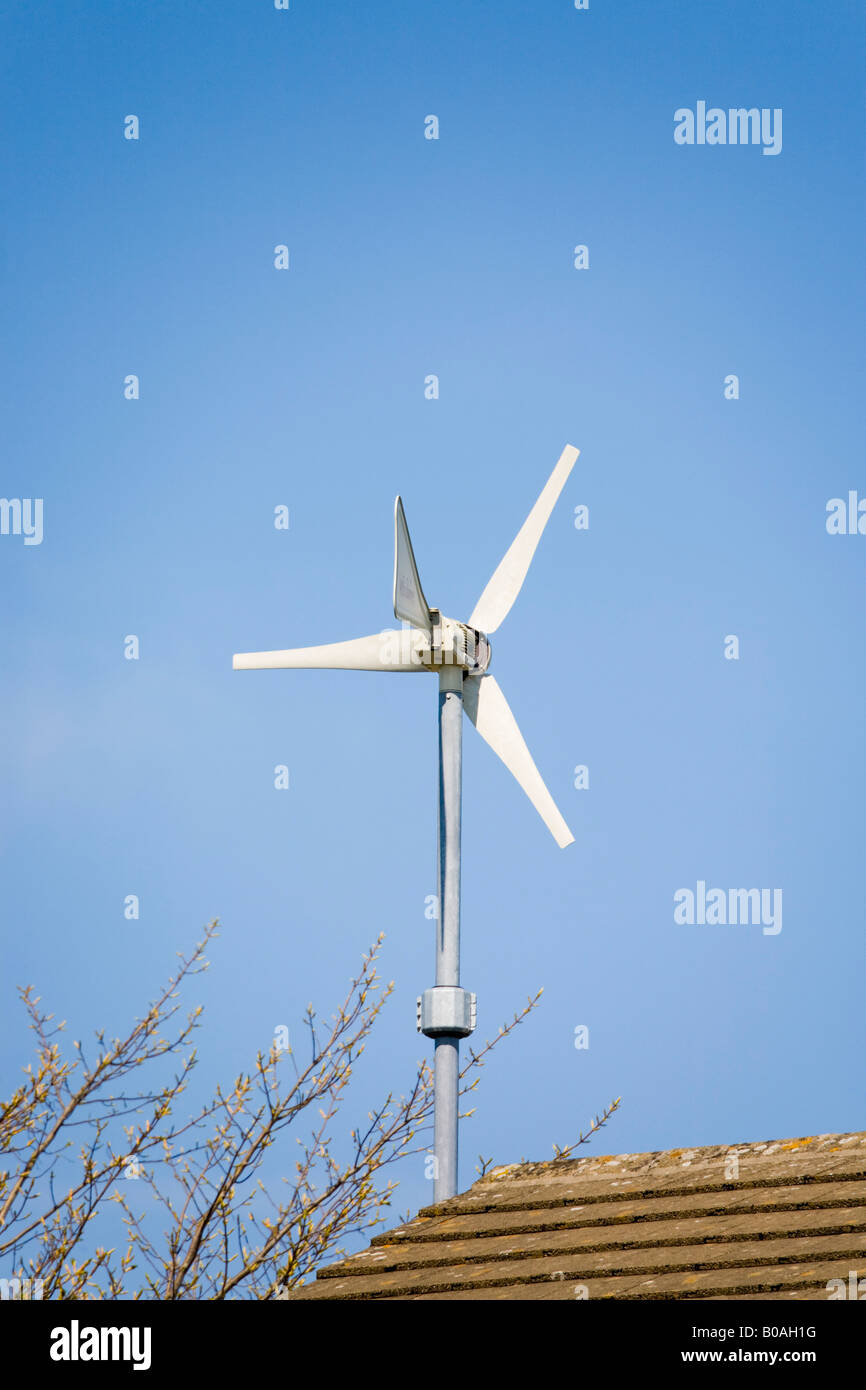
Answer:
[
  {"xmin": 437, "ymin": 666, "xmax": 463, "ymax": 990},
  {"xmin": 433, "ymin": 665, "xmax": 463, "ymax": 1201},
  {"xmin": 417, "ymin": 657, "xmax": 476, "ymax": 1204}
]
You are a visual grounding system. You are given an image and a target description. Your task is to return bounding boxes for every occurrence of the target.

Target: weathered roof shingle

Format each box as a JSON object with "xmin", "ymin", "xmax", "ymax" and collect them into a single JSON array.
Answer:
[{"xmin": 287, "ymin": 1131, "xmax": 866, "ymax": 1300}]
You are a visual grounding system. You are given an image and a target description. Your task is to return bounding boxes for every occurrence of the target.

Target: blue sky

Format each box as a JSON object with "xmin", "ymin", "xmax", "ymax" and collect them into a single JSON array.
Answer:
[{"xmin": 2, "ymin": 0, "xmax": 864, "ymax": 1257}]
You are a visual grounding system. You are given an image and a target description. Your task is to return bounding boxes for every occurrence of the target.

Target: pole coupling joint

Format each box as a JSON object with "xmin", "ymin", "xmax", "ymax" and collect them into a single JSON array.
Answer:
[{"xmin": 417, "ymin": 986, "xmax": 476, "ymax": 1038}]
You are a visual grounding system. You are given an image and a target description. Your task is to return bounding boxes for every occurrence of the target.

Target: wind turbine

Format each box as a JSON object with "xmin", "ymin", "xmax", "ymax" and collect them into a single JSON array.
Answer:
[{"xmin": 233, "ymin": 444, "xmax": 578, "ymax": 1201}]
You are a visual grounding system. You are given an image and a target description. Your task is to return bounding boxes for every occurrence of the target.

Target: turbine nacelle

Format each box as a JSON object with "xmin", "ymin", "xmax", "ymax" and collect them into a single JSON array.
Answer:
[
  {"xmin": 381, "ymin": 615, "xmax": 491, "ymax": 674},
  {"xmin": 430, "ymin": 616, "xmax": 491, "ymax": 674}
]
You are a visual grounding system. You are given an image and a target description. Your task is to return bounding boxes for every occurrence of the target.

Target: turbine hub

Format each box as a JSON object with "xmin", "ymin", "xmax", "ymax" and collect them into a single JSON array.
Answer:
[{"xmin": 424, "ymin": 613, "xmax": 491, "ymax": 673}]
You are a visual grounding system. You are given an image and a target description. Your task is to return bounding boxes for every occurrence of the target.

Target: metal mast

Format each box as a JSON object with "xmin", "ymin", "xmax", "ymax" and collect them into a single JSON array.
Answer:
[{"xmin": 417, "ymin": 665, "xmax": 475, "ymax": 1202}]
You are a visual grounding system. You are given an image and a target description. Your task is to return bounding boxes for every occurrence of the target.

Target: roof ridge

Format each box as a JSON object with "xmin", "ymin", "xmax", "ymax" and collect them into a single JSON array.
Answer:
[{"xmin": 466, "ymin": 1131, "xmax": 866, "ymax": 1185}]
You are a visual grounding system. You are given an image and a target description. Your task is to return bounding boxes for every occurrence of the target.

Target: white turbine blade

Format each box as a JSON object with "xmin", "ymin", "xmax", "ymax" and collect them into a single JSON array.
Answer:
[
  {"xmin": 469, "ymin": 445, "xmax": 579, "ymax": 635},
  {"xmin": 464, "ymin": 674, "xmax": 574, "ymax": 848},
  {"xmin": 233, "ymin": 629, "xmax": 428, "ymax": 672},
  {"xmin": 393, "ymin": 496, "xmax": 433, "ymax": 633}
]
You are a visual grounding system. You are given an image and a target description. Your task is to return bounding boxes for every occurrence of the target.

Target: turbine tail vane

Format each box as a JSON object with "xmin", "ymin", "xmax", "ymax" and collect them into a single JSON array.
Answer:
[{"xmin": 393, "ymin": 496, "xmax": 434, "ymax": 634}]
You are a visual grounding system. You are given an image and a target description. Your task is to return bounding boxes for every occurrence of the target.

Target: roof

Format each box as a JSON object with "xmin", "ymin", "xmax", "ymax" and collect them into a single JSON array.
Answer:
[{"xmin": 286, "ymin": 1130, "xmax": 866, "ymax": 1300}]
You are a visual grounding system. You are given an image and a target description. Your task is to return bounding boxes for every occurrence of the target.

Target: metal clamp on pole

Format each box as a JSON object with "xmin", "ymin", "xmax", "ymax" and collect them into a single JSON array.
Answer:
[{"xmin": 417, "ymin": 986, "xmax": 476, "ymax": 1038}]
